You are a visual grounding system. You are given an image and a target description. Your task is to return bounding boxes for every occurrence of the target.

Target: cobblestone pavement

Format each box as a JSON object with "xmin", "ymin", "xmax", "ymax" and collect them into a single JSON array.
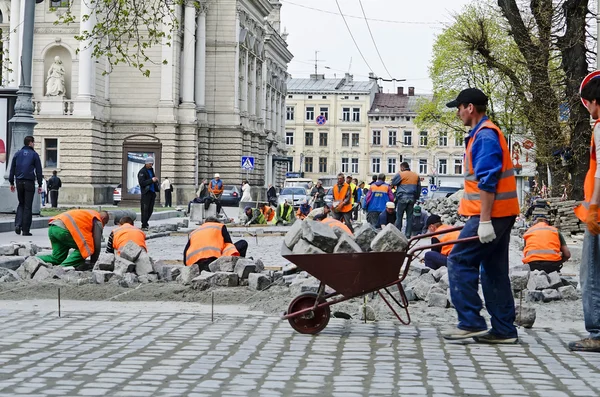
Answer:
[{"xmin": 1, "ymin": 310, "xmax": 600, "ymax": 397}]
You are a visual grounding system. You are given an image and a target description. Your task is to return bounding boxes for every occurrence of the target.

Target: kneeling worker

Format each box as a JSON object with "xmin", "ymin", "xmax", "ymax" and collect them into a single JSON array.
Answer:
[
  {"xmin": 376, "ymin": 202, "xmax": 397, "ymax": 229},
  {"xmin": 243, "ymin": 206, "xmax": 266, "ymax": 226},
  {"xmin": 423, "ymin": 214, "xmax": 460, "ymax": 270},
  {"xmin": 184, "ymin": 216, "xmax": 248, "ymax": 271},
  {"xmin": 276, "ymin": 199, "xmax": 295, "ymax": 225},
  {"xmin": 314, "ymin": 213, "xmax": 353, "ymax": 236},
  {"xmin": 296, "ymin": 199, "xmax": 312, "ymax": 220},
  {"xmin": 38, "ymin": 209, "xmax": 109, "ymax": 268},
  {"xmin": 307, "ymin": 204, "xmax": 330, "ymax": 220},
  {"xmin": 261, "ymin": 203, "xmax": 275, "ymax": 223},
  {"xmin": 523, "ymin": 216, "xmax": 571, "ymax": 273},
  {"xmin": 106, "ymin": 216, "xmax": 147, "ymax": 255}
]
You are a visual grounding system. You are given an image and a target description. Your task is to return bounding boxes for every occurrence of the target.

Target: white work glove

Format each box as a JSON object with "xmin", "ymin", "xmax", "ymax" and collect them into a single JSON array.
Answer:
[
  {"xmin": 477, "ymin": 220, "xmax": 496, "ymax": 243},
  {"xmin": 245, "ymin": 222, "xmax": 251, "ymax": 226}
]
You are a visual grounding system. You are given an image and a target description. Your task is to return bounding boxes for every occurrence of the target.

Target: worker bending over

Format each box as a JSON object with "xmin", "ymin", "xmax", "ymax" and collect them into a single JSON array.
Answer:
[
  {"xmin": 106, "ymin": 216, "xmax": 147, "ymax": 255},
  {"xmin": 522, "ymin": 217, "xmax": 571, "ymax": 273},
  {"xmin": 314, "ymin": 213, "xmax": 353, "ymax": 236}
]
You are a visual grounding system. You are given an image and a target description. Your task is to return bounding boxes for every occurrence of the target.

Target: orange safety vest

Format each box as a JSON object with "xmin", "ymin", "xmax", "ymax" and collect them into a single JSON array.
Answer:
[
  {"xmin": 113, "ymin": 224, "xmax": 147, "ymax": 255},
  {"xmin": 459, "ymin": 119, "xmax": 520, "ymax": 217},
  {"xmin": 322, "ymin": 218, "xmax": 354, "ymax": 236},
  {"xmin": 185, "ymin": 222, "xmax": 239, "ymax": 266},
  {"xmin": 296, "ymin": 206, "xmax": 312, "ymax": 220},
  {"xmin": 575, "ymin": 120, "xmax": 600, "ymax": 222},
  {"xmin": 333, "ymin": 183, "xmax": 353, "ymax": 213},
  {"xmin": 435, "ymin": 225, "xmax": 461, "ymax": 256},
  {"xmin": 262, "ymin": 206, "xmax": 275, "ymax": 222},
  {"xmin": 51, "ymin": 209, "xmax": 101, "ymax": 258},
  {"xmin": 522, "ymin": 222, "xmax": 562, "ymax": 263},
  {"xmin": 209, "ymin": 180, "xmax": 223, "ymax": 196}
]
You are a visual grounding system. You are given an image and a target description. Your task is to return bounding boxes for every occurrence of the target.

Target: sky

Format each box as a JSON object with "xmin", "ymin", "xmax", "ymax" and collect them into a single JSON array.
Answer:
[{"xmin": 280, "ymin": 0, "xmax": 473, "ymax": 94}]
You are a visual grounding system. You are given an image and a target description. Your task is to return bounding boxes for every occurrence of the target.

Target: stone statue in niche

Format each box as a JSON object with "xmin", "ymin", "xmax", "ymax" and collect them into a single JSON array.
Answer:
[{"xmin": 46, "ymin": 56, "xmax": 66, "ymax": 97}]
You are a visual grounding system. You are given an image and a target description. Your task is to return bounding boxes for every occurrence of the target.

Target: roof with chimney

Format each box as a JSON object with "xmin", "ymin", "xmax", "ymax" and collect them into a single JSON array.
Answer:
[
  {"xmin": 287, "ymin": 74, "xmax": 377, "ymax": 94},
  {"xmin": 368, "ymin": 91, "xmax": 433, "ymax": 115}
]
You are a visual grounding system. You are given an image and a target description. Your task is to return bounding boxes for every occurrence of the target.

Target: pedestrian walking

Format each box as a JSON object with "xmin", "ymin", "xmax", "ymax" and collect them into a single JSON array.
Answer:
[
  {"xmin": 570, "ymin": 75, "xmax": 600, "ymax": 352},
  {"xmin": 241, "ymin": 180, "xmax": 252, "ymax": 202},
  {"xmin": 267, "ymin": 184, "xmax": 277, "ymax": 207},
  {"xmin": 161, "ymin": 177, "xmax": 172, "ymax": 207},
  {"xmin": 48, "ymin": 170, "xmax": 62, "ymax": 208},
  {"xmin": 41, "ymin": 176, "xmax": 47, "ymax": 207},
  {"xmin": 331, "ymin": 173, "xmax": 354, "ymax": 233},
  {"xmin": 443, "ymin": 88, "xmax": 520, "ymax": 344},
  {"xmin": 8, "ymin": 135, "xmax": 43, "ymax": 236},
  {"xmin": 138, "ymin": 157, "xmax": 159, "ymax": 231},
  {"xmin": 390, "ymin": 162, "xmax": 421, "ymax": 236}
]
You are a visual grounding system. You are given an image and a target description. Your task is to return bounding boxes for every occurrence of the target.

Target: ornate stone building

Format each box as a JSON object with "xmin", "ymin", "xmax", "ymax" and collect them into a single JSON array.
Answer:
[{"xmin": 0, "ymin": 0, "xmax": 292, "ymax": 204}]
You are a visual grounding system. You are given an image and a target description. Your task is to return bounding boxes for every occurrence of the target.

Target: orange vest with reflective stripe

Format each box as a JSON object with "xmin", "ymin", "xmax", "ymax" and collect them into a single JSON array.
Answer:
[
  {"xmin": 522, "ymin": 222, "xmax": 562, "ymax": 263},
  {"xmin": 113, "ymin": 224, "xmax": 147, "ymax": 255},
  {"xmin": 262, "ymin": 206, "xmax": 275, "ymax": 222},
  {"xmin": 209, "ymin": 180, "xmax": 223, "ymax": 196},
  {"xmin": 459, "ymin": 119, "xmax": 520, "ymax": 217},
  {"xmin": 185, "ymin": 222, "xmax": 239, "ymax": 266},
  {"xmin": 333, "ymin": 183, "xmax": 353, "ymax": 213},
  {"xmin": 322, "ymin": 218, "xmax": 354, "ymax": 236},
  {"xmin": 574, "ymin": 120, "xmax": 600, "ymax": 222},
  {"xmin": 436, "ymin": 225, "xmax": 461, "ymax": 256},
  {"xmin": 51, "ymin": 210, "xmax": 101, "ymax": 258}
]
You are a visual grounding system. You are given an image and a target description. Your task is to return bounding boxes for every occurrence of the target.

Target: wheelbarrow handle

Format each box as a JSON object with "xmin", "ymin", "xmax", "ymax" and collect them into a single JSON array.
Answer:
[
  {"xmin": 407, "ymin": 235, "xmax": 480, "ymax": 257},
  {"xmin": 407, "ymin": 225, "xmax": 465, "ymax": 250}
]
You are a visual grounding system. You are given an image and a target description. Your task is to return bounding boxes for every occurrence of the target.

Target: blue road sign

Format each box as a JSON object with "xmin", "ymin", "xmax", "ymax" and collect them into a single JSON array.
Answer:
[
  {"xmin": 421, "ymin": 187, "xmax": 429, "ymax": 196},
  {"xmin": 430, "ymin": 185, "xmax": 437, "ymax": 192},
  {"xmin": 241, "ymin": 156, "xmax": 255, "ymax": 170},
  {"xmin": 316, "ymin": 115, "xmax": 327, "ymax": 125}
]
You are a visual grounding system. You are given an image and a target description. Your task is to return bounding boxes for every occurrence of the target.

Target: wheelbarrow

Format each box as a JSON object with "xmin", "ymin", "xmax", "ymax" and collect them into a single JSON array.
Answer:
[{"xmin": 281, "ymin": 226, "xmax": 479, "ymax": 334}]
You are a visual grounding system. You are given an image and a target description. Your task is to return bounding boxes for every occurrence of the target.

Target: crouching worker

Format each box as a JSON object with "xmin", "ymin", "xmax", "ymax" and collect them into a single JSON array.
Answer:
[
  {"xmin": 184, "ymin": 216, "xmax": 248, "ymax": 271},
  {"xmin": 307, "ymin": 204, "xmax": 330, "ymax": 220},
  {"xmin": 261, "ymin": 203, "xmax": 275, "ymax": 223},
  {"xmin": 38, "ymin": 209, "xmax": 109, "ymax": 268},
  {"xmin": 522, "ymin": 216, "xmax": 571, "ymax": 273},
  {"xmin": 296, "ymin": 199, "xmax": 312, "ymax": 220},
  {"xmin": 423, "ymin": 214, "xmax": 460, "ymax": 270},
  {"xmin": 276, "ymin": 199, "xmax": 295, "ymax": 225},
  {"xmin": 314, "ymin": 213, "xmax": 353, "ymax": 236},
  {"xmin": 106, "ymin": 216, "xmax": 147, "ymax": 255},
  {"xmin": 243, "ymin": 206, "xmax": 266, "ymax": 226}
]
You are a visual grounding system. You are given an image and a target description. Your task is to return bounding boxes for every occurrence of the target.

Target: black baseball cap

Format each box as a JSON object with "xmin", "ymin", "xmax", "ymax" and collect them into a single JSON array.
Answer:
[
  {"xmin": 426, "ymin": 214, "xmax": 442, "ymax": 227},
  {"xmin": 446, "ymin": 88, "xmax": 488, "ymax": 108}
]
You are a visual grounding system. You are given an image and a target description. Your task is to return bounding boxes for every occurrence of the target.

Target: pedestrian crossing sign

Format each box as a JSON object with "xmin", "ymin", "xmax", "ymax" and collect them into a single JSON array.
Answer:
[{"xmin": 241, "ymin": 156, "xmax": 255, "ymax": 170}]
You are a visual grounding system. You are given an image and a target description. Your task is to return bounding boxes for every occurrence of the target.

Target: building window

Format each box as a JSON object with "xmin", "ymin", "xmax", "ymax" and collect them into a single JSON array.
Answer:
[
  {"xmin": 454, "ymin": 158, "xmax": 463, "ymax": 174},
  {"xmin": 351, "ymin": 158, "xmax": 359, "ymax": 174},
  {"xmin": 439, "ymin": 131, "xmax": 448, "ymax": 147},
  {"xmin": 308, "ymin": 95, "xmax": 313, "ymax": 99},
  {"xmin": 391, "ymin": 117, "xmax": 396, "ymax": 121},
  {"xmin": 342, "ymin": 107, "xmax": 350, "ymax": 122},
  {"xmin": 371, "ymin": 158, "xmax": 381, "ymax": 174},
  {"xmin": 352, "ymin": 108, "xmax": 361, "ymax": 122},
  {"xmin": 286, "ymin": 106, "xmax": 294, "ymax": 121},
  {"xmin": 352, "ymin": 133, "xmax": 360, "ymax": 147},
  {"xmin": 419, "ymin": 159, "xmax": 428, "ymax": 175},
  {"xmin": 455, "ymin": 134, "xmax": 465, "ymax": 147},
  {"xmin": 288, "ymin": 95, "xmax": 293, "ymax": 99},
  {"xmin": 419, "ymin": 131, "xmax": 428, "ymax": 147},
  {"xmin": 403, "ymin": 130, "xmax": 412, "ymax": 147},
  {"xmin": 322, "ymin": 96, "xmax": 327, "ymax": 99},
  {"xmin": 319, "ymin": 157, "xmax": 327, "ymax": 173},
  {"xmin": 375, "ymin": 116, "xmax": 379, "ymax": 121},
  {"xmin": 44, "ymin": 138, "xmax": 58, "ymax": 168},
  {"xmin": 355, "ymin": 96, "xmax": 359, "ymax": 100},
  {"xmin": 388, "ymin": 130, "xmax": 397, "ymax": 146},
  {"xmin": 319, "ymin": 132, "xmax": 328, "ymax": 146},
  {"xmin": 50, "ymin": 0, "xmax": 70, "ymax": 7},
  {"xmin": 306, "ymin": 106, "xmax": 315, "ymax": 121},
  {"xmin": 305, "ymin": 157, "xmax": 313, "ymax": 173},
  {"xmin": 342, "ymin": 133, "xmax": 349, "ymax": 147},
  {"xmin": 372, "ymin": 130, "xmax": 381, "ymax": 146},
  {"xmin": 438, "ymin": 159, "xmax": 448, "ymax": 175},
  {"xmin": 320, "ymin": 107, "xmax": 329, "ymax": 120},
  {"xmin": 305, "ymin": 132, "xmax": 313, "ymax": 146},
  {"xmin": 285, "ymin": 131, "xmax": 294, "ymax": 146},
  {"xmin": 341, "ymin": 158, "xmax": 349, "ymax": 173},
  {"xmin": 388, "ymin": 158, "xmax": 397, "ymax": 174}
]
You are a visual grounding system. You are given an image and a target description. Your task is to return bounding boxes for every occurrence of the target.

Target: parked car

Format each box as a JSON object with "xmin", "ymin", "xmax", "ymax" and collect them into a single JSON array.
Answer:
[
  {"xmin": 429, "ymin": 186, "xmax": 461, "ymax": 200},
  {"xmin": 220, "ymin": 185, "xmax": 241, "ymax": 206},
  {"xmin": 113, "ymin": 184, "xmax": 122, "ymax": 206},
  {"xmin": 324, "ymin": 188, "xmax": 333, "ymax": 207},
  {"xmin": 278, "ymin": 187, "xmax": 310, "ymax": 208}
]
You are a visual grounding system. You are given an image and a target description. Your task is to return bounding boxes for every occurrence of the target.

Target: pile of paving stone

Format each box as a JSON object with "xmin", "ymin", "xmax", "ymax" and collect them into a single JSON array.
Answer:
[
  {"xmin": 282, "ymin": 220, "xmax": 409, "ymax": 255},
  {"xmin": 509, "ymin": 264, "xmax": 580, "ymax": 302},
  {"xmin": 421, "ymin": 190, "xmax": 467, "ymax": 226},
  {"xmin": 530, "ymin": 198, "xmax": 583, "ymax": 235}
]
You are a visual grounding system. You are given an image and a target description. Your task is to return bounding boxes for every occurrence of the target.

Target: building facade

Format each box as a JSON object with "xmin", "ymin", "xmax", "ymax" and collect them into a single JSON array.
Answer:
[
  {"xmin": 285, "ymin": 73, "xmax": 378, "ymax": 185},
  {"xmin": 0, "ymin": 0, "xmax": 292, "ymax": 205},
  {"xmin": 368, "ymin": 88, "xmax": 465, "ymax": 189}
]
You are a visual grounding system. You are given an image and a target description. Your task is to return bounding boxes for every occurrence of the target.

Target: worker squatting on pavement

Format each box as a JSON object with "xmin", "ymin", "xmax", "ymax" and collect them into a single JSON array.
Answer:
[
  {"xmin": 443, "ymin": 88, "xmax": 520, "ymax": 344},
  {"xmin": 106, "ymin": 216, "xmax": 148, "ymax": 255},
  {"xmin": 423, "ymin": 214, "xmax": 460, "ymax": 270},
  {"xmin": 522, "ymin": 216, "xmax": 571, "ymax": 274},
  {"xmin": 570, "ymin": 74, "xmax": 600, "ymax": 353}
]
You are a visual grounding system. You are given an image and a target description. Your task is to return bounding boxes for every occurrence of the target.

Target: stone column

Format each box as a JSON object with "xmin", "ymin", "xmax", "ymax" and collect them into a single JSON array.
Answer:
[
  {"xmin": 265, "ymin": 90, "xmax": 271, "ymax": 130},
  {"xmin": 180, "ymin": 2, "xmax": 196, "ymax": 104},
  {"xmin": 280, "ymin": 98, "xmax": 285, "ymax": 136},
  {"xmin": 271, "ymin": 90, "xmax": 276, "ymax": 131},
  {"xmin": 274, "ymin": 93, "xmax": 279, "ymax": 133},
  {"xmin": 250, "ymin": 56, "xmax": 257, "ymax": 116},
  {"xmin": 234, "ymin": 10, "xmax": 241, "ymax": 111},
  {"xmin": 8, "ymin": 0, "xmax": 20, "ymax": 87},
  {"xmin": 194, "ymin": 8, "xmax": 207, "ymax": 109},
  {"xmin": 240, "ymin": 49, "xmax": 248, "ymax": 113},
  {"xmin": 78, "ymin": 1, "xmax": 96, "ymax": 99},
  {"xmin": 159, "ymin": 4, "xmax": 175, "ymax": 106},
  {"xmin": 261, "ymin": 61, "xmax": 267, "ymax": 122}
]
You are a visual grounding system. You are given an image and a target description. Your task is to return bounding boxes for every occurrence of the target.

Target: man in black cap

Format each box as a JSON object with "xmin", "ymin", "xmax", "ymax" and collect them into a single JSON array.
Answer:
[{"xmin": 442, "ymin": 88, "xmax": 520, "ymax": 344}]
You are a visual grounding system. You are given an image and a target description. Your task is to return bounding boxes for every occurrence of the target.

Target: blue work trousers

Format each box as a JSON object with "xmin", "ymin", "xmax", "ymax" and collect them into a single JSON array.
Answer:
[
  {"xmin": 424, "ymin": 251, "xmax": 448, "ymax": 270},
  {"xmin": 581, "ymin": 231, "xmax": 600, "ymax": 339},
  {"xmin": 395, "ymin": 199, "xmax": 414, "ymax": 236},
  {"xmin": 447, "ymin": 215, "xmax": 517, "ymax": 338}
]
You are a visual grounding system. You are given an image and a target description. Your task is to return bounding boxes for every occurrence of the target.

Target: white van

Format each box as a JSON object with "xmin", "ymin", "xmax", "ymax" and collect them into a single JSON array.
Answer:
[{"xmin": 284, "ymin": 178, "xmax": 313, "ymax": 191}]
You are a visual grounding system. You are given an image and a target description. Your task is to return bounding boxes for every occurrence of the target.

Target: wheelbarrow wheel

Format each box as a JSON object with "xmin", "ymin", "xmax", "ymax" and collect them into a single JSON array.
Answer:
[{"xmin": 287, "ymin": 293, "xmax": 330, "ymax": 334}]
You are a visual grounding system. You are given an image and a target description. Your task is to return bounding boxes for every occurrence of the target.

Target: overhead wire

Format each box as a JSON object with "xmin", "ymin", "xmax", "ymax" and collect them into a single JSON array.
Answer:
[
  {"xmin": 358, "ymin": 0, "xmax": 392, "ymax": 79},
  {"xmin": 333, "ymin": 0, "xmax": 374, "ymax": 74}
]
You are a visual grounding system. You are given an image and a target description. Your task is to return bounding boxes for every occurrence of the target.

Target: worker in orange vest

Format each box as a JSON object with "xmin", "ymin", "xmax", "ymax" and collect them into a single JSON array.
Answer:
[
  {"xmin": 390, "ymin": 162, "xmax": 421, "ymax": 235},
  {"xmin": 332, "ymin": 173, "xmax": 354, "ymax": 233},
  {"xmin": 261, "ymin": 203, "xmax": 275, "ymax": 223},
  {"xmin": 184, "ymin": 216, "xmax": 248, "ymax": 271},
  {"xmin": 38, "ymin": 209, "xmax": 109, "ymax": 268},
  {"xmin": 296, "ymin": 199, "xmax": 312, "ymax": 220},
  {"xmin": 314, "ymin": 213, "xmax": 354, "ymax": 236},
  {"xmin": 106, "ymin": 216, "xmax": 148, "ymax": 255},
  {"xmin": 522, "ymin": 216, "xmax": 571, "ymax": 273},
  {"xmin": 208, "ymin": 173, "xmax": 224, "ymax": 214},
  {"xmin": 423, "ymin": 215, "xmax": 460, "ymax": 270},
  {"xmin": 569, "ymin": 74, "xmax": 600, "ymax": 352},
  {"xmin": 443, "ymin": 88, "xmax": 520, "ymax": 344}
]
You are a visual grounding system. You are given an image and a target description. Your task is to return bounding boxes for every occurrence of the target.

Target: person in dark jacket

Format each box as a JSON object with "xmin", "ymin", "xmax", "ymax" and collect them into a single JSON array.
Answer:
[
  {"xmin": 409, "ymin": 205, "xmax": 429, "ymax": 237},
  {"xmin": 9, "ymin": 135, "xmax": 43, "ymax": 236},
  {"xmin": 137, "ymin": 157, "xmax": 160, "ymax": 230},
  {"xmin": 376, "ymin": 202, "xmax": 397, "ymax": 229},
  {"xmin": 310, "ymin": 180, "xmax": 326, "ymax": 208},
  {"xmin": 48, "ymin": 170, "xmax": 62, "ymax": 208},
  {"xmin": 267, "ymin": 184, "xmax": 277, "ymax": 207}
]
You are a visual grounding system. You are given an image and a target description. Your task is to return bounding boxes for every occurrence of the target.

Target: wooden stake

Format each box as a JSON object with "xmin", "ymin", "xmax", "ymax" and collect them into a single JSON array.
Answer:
[{"xmin": 58, "ymin": 288, "xmax": 61, "ymax": 318}]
